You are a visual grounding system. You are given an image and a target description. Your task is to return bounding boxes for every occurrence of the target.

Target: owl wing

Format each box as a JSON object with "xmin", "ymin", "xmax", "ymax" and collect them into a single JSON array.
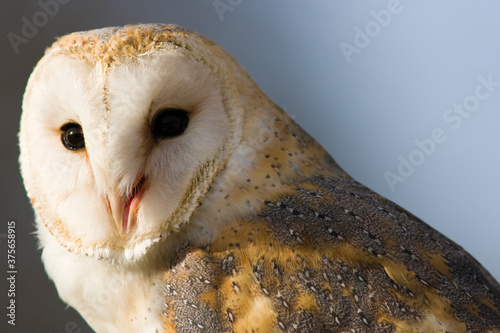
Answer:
[{"xmin": 161, "ymin": 176, "xmax": 500, "ymax": 332}]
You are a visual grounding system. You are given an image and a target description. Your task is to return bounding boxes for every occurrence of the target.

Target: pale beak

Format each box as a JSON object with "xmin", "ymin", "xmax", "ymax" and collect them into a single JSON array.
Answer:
[
  {"xmin": 107, "ymin": 176, "xmax": 146, "ymax": 235},
  {"xmin": 108, "ymin": 188, "xmax": 125, "ymax": 234}
]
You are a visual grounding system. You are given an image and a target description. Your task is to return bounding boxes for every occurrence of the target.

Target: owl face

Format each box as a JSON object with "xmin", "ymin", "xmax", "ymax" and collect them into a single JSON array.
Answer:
[{"xmin": 20, "ymin": 26, "xmax": 243, "ymax": 262}]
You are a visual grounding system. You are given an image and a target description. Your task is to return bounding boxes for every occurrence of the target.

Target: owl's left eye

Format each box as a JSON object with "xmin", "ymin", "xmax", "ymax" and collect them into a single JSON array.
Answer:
[
  {"xmin": 60, "ymin": 123, "xmax": 85, "ymax": 151},
  {"xmin": 151, "ymin": 108, "xmax": 189, "ymax": 139}
]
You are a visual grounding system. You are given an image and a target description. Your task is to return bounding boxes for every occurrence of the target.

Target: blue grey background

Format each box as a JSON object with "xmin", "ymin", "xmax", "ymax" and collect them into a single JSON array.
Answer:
[{"xmin": 1, "ymin": 1, "xmax": 499, "ymax": 332}]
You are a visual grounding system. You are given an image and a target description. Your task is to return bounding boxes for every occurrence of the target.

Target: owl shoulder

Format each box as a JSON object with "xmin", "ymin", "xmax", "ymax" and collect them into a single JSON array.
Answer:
[{"xmin": 161, "ymin": 176, "xmax": 500, "ymax": 332}]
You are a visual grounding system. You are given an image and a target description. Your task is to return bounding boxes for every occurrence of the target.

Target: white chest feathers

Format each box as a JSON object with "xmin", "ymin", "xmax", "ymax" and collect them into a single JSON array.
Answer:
[{"xmin": 39, "ymin": 226, "xmax": 164, "ymax": 333}]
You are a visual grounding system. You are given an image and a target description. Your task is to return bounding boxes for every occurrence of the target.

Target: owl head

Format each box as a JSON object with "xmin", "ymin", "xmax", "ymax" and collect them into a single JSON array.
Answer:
[
  {"xmin": 20, "ymin": 24, "xmax": 335, "ymax": 264},
  {"xmin": 19, "ymin": 24, "xmax": 245, "ymax": 261}
]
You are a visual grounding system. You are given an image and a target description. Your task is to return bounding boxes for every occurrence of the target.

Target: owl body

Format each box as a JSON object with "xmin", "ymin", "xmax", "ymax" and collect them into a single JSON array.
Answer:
[{"xmin": 20, "ymin": 24, "xmax": 500, "ymax": 332}]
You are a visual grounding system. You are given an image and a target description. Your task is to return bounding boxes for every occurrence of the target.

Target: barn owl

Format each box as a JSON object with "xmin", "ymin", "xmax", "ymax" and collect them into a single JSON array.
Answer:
[{"xmin": 20, "ymin": 24, "xmax": 500, "ymax": 333}]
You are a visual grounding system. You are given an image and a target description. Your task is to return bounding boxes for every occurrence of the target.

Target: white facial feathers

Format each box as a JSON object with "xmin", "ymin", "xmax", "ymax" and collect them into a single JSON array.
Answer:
[{"xmin": 20, "ymin": 25, "xmax": 243, "ymax": 262}]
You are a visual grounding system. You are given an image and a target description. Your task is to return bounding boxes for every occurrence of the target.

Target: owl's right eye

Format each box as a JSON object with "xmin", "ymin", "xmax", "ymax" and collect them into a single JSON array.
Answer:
[{"xmin": 60, "ymin": 123, "xmax": 85, "ymax": 151}]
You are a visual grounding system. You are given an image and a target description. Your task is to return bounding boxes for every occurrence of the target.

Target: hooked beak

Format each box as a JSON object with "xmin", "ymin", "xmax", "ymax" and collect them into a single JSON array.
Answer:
[{"xmin": 108, "ymin": 176, "xmax": 146, "ymax": 235}]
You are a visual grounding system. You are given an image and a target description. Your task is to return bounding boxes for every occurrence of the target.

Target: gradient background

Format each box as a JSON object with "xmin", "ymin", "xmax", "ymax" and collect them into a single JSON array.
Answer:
[{"xmin": 1, "ymin": 1, "xmax": 499, "ymax": 332}]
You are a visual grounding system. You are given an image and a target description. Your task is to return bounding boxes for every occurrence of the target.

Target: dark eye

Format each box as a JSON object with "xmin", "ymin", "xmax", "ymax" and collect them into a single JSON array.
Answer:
[
  {"xmin": 60, "ymin": 123, "xmax": 85, "ymax": 151},
  {"xmin": 151, "ymin": 108, "xmax": 189, "ymax": 139}
]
